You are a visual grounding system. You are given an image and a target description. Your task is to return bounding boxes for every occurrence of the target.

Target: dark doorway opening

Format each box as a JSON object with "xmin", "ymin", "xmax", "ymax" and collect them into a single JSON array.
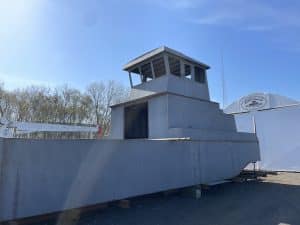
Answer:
[{"xmin": 124, "ymin": 102, "xmax": 148, "ymax": 139}]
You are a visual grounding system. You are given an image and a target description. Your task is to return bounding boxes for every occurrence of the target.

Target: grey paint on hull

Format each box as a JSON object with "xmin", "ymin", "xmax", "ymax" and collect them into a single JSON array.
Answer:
[{"xmin": 0, "ymin": 138, "xmax": 259, "ymax": 221}]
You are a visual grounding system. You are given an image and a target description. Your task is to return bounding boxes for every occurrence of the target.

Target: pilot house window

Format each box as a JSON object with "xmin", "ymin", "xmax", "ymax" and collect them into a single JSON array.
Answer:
[
  {"xmin": 194, "ymin": 66, "xmax": 206, "ymax": 83},
  {"xmin": 152, "ymin": 57, "xmax": 166, "ymax": 78},
  {"xmin": 184, "ymin": 64, "xmax": 192, "ymax": 79},
  {"xmin": 141, "ymin": 63, "xmax": 153, "ymax": 82},
  {"xmin": 168, "ymin": 56, "xmax": 181, "ymax": 77}
]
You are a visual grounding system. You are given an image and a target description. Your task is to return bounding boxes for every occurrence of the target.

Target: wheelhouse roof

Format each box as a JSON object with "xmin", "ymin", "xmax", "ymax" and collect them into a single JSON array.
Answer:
[{"xmin": 123, "ymin": 46, "xmax": 210, "ymax": 72}]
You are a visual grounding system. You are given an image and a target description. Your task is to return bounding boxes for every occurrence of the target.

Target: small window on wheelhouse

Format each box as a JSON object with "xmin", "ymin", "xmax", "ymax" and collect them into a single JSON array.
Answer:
[
  {"xmin": 184, "ymin": 64, "xmax": 192, "ymax": 79},
  {"xmin": 168, "ymin": 56, "xmax": 181, "ymax": 77},
  {"xmin": 194, "ymin": 66, "xmax": 206, "ymax": 83}
]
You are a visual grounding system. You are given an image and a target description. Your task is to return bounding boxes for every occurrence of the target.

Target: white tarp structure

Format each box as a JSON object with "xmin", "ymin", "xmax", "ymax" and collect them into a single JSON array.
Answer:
[
  {"xmin": 0, "ymin": 119, "xmax": 98, "ymax": 138},
  {"xmin": 225, "ymin": 93, "xmax": 300, "ymax": 171}
]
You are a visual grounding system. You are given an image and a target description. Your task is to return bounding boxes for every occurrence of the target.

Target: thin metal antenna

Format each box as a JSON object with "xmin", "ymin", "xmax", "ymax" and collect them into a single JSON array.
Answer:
[
  {"xmin": 252, "ymin": 115, "xmax": 257, "ymax": 134},
  {"xmin": 221, "ymin": 49, "xmax": 226, "ymax": 109}
]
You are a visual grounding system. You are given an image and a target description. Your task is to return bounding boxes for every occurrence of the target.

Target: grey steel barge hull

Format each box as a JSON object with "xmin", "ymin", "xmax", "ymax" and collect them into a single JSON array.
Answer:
[{"xmin": 0, "ymin": 137, "xmax": 259, "ymax": 221}]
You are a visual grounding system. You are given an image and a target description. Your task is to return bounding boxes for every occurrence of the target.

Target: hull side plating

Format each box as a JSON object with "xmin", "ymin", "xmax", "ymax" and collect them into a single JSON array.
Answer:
[{"xmin": 0, "ymin": 138, "xmax": 259, "ymax": 221}]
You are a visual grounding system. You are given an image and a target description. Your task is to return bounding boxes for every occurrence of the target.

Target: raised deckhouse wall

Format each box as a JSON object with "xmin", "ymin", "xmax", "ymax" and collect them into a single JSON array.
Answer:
[
  {"xmin": 110, "ymin": 47, "xmax": 241, "ymax": 140},
  {"xmin": 109, "ymin": 92, "xmax": 243, "ymax": 140},
  {"xmin": 128, "ymin": 74, "xmax": 210, "ymax": 102}
]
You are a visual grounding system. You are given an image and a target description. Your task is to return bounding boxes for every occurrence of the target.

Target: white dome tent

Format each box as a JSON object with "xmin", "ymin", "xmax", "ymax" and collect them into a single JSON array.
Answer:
[{"xmin": 225, "ymin": 93, "xmax": 300, "ymax": 171}]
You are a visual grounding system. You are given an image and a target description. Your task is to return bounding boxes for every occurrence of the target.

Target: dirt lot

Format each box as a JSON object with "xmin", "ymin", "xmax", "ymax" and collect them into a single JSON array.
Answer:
[{"xmin": 34, "ymin": 172, "xmax": 300, "ymax": 225}]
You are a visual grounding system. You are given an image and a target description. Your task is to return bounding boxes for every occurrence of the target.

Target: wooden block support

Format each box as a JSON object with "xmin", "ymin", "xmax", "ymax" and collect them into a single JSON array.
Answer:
[
  {"xmin": 80, "ymin": 203, "xmax": 108, "ymax": 213},
  {"xmin": 231, "ymin": 177, "xmax": 245, "ymax": 183},
  {"xmin": 181, "ymin": 186, "xmax": 202, "ymax": 199},
  {"xmin": 163, "ymin": 189, "xmax": 180, "ymax": 197},
  {"xmin": 56, "ymin": 209, "xmax": 81, "ymax": 225},
  {"xmin": 116, "ymin": 199, "xmax": 131, "ymax": 209},
  {"xmin": 201, "ymin": 184, "xmax": 210, "ymax": 190}
]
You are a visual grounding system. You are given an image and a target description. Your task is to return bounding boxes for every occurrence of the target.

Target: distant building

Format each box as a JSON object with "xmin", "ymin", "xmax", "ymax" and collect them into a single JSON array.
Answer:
[{"xmin": 225, "ymin": 93, "xmax": 300, "ymax": 171}]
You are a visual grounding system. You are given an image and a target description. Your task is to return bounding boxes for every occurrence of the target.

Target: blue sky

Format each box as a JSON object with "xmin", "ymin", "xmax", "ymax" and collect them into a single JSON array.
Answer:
[{"xmin": 0, "ymin": 0, "xmax": 299, "ymax": 105}]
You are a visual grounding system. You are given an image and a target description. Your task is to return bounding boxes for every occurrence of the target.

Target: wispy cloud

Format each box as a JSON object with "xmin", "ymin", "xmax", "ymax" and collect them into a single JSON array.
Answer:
[
  {"xmin": 189, "ymin": 11, "xmax": 244, "ymax": 26},
  {"xmin": 242, "ymin": 25, "xmax": 275, "ymax": 32},
  {"xmin": 148, "ymin": 0, "xmax": 300, "ymax": 53},
  {"xmin": 146, "ymin": 0, "xmax": 206, "ymax": 9},
  {"xmin": 152, "ymin": 0, "xmax": 300, "ymax": 32}
]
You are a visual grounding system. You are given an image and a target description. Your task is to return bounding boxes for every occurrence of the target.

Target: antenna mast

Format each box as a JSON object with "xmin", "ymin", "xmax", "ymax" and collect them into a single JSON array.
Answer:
[{"xmin": 221, "ymin": 49, "xmax": 226, "ymax": 109}]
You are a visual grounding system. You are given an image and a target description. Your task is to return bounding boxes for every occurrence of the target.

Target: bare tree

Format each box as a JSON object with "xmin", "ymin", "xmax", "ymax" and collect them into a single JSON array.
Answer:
[
  {"xmin": 86, "ymin": 82, "xmax": 105, "ymax": 125},
  {"xmin": 0, "ymin": 82, "xmax": 5, "ymax": 118},
  {"xmin": 86, "ymin": 81, "xmax": 129, "ymax": 134},
  {"xmin": 0, "ymin": 82, "xmax": 17, "ymax": 120},
  {"xmin": 0, "ymin": 80, "xmax": 129, "ymax": 135}
]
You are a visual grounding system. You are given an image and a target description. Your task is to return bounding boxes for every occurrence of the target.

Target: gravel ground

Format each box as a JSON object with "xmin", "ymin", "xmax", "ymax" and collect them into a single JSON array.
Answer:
[{"xmin": 31, "ymin": 172, "xmax": 300, "ymax": 225}]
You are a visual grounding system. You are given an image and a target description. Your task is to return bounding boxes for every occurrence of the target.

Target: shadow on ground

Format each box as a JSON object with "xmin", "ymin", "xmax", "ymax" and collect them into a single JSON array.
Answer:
[{"xmin": 30, "ymin": 176, "xmax": 300, "ymax": 225}]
